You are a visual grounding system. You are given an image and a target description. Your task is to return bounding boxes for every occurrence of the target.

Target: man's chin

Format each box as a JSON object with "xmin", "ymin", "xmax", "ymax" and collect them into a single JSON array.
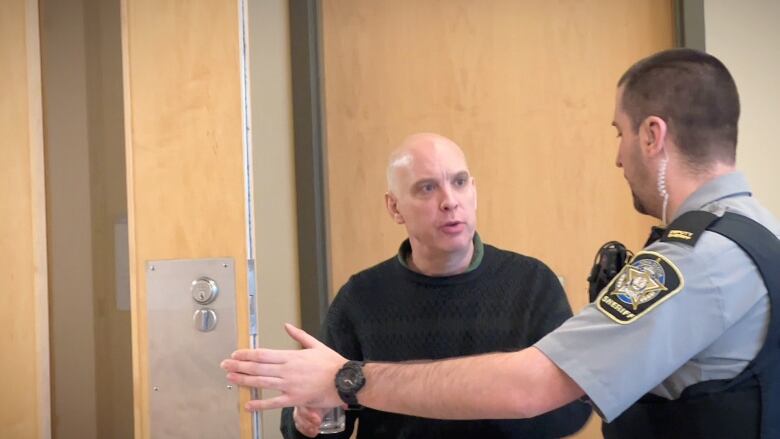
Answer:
[
  {"xmin": 438, "ymin": 233, "xmax": 474, "ymax": 252},
  {"xmin": 632, "ymin": 193, "xmax": 649, "ymax": 216},
  {"xmin": 632, "ymin": 196, "xmax": 662, "ymax": 220}
]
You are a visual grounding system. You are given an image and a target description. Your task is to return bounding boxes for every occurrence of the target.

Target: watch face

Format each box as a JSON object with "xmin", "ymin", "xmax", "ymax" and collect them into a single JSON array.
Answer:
[
  {"xmin": 336, "ymin": 362, "xmax": 365, "ymax": 407},
  {"xmin": 337, "ymin": 362, "xmax": 365, "ymax": 393},
  {"xmin": 341, "ymin": 369, "xmax": 360, "ymax": 388}
]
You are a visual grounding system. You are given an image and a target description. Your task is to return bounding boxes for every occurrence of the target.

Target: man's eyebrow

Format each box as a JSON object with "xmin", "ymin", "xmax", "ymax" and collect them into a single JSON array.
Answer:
[
  {"xmin": 411, "ymin": 178, "xmax": 437, "ymax": 187},
  {"xmin": 452, "ymin": 170, "xmax": 470, "ymax": 179}
]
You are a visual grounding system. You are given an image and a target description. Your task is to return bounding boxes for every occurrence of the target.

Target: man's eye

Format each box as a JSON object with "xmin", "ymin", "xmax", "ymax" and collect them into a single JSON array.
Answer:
[
  {"xmin": 454, "ymin": 178, "xmax": 467, "ymax": 187},
  {"xmin": 421, "ymin": 184, "xmax": 435, "ymax": 193}
]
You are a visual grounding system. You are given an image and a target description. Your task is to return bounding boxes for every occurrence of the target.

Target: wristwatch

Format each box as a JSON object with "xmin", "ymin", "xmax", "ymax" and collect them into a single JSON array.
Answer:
[{"xmin": 335, "ymin": 360, "xmax": 365, "ymax": 408}]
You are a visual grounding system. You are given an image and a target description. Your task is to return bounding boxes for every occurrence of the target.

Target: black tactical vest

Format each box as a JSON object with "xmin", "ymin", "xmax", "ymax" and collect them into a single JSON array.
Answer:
[{"xmin": 602, "ymin": 211, "xmax": 780, "ymax": 439}]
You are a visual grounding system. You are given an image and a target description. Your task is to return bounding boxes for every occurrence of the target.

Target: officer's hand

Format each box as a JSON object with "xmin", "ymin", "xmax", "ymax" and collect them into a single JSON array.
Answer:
[
  {"xmin": 221, "ymin": 324, "xmax": 346, "ymax": 410},
  {"xmin": 293, "ymin": 406, "xmax": 323, "ymax": 438}
]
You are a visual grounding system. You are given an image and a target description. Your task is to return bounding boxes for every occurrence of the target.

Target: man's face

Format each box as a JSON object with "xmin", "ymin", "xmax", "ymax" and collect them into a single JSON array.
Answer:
[
  {"xmin": 613, "ymin": 87, "xmax": 655, "ymax": 217},
  {"xmin": 388, "ymin": 141, "xmax": 477, "ymax": 258}
]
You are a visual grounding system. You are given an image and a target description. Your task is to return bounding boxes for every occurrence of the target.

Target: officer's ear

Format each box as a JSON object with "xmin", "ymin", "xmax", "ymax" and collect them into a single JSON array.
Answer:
[
  {"xmin": 640, "ymin": 115, "xmax": 668, "ymax": 158},
  {"xmin": 385, "ymin": 192, "xmax": 405, "ymax": 224}
]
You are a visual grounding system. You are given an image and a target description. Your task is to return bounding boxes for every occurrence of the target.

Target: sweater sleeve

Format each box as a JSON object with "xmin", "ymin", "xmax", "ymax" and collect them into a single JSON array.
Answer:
[
  {"xmin": 525, "ymin": 259, "xmax": 577, "ymax": 343},
  {"xmin": 280, "ymin": 280, "xmax": 362, "ymax": 439},
  {"xmin": 521, "ymin": 259, "xmax": 593, "ymax": 435}
]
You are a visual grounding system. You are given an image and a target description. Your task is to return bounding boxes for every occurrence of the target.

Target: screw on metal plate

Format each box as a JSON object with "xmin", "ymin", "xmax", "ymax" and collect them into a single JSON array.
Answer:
[{"xmin": 153, "ymin": 386, "xmax": 160, "ymax": 391}]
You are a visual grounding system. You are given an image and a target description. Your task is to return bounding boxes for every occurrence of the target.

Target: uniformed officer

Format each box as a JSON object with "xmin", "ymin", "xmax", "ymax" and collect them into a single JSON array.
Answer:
[{"xmin": 221, "ymin": 49, "xmax": 780, "ymax": 438}]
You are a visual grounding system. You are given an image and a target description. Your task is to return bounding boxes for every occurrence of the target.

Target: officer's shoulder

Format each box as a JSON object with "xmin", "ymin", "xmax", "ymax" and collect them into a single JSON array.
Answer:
[
  {"xmin": 644, "ymin": 209, "xmax": 745, "ymax": 267},
  {"xmin": 658, "ymin": 210, "xmax": 720, "ymax": 247}
]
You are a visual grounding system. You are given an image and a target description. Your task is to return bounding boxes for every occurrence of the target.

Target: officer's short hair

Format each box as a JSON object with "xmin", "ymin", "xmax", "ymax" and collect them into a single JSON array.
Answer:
[{"xmin": 618, "ymin": 48, "xmax": 740, "ymax": 170}]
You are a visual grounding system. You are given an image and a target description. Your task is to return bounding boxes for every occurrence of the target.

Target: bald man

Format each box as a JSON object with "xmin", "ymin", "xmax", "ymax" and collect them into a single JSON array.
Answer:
[{"xmin": 279, "ymin": 133, "xmax": 590, "ymax": 438}]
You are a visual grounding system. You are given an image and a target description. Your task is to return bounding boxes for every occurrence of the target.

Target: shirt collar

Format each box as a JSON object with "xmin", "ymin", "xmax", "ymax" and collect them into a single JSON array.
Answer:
[
  {"xmin": 397, "ymin": 232, "xmax": 484, "ymax": 274},
  {"xmin": 672, "ymin": 171, "xmax": 752, "ymax": 221}
]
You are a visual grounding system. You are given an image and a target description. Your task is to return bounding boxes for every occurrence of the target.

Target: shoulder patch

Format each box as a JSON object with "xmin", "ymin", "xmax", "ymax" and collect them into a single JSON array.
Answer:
[{"xmin": 596, "ymin": 251, "xmax": 684, "ymax": 324}]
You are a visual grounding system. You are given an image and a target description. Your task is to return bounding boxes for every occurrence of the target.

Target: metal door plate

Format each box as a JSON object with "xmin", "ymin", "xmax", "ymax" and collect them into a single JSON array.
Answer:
[{"xmin": 146, "ymin": 258, "xmax": 240, "ymax": 438}]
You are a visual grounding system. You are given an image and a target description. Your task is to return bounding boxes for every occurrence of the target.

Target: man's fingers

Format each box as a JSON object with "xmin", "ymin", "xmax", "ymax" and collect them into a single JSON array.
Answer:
[
  {"xmin": 225, "ymin": 373, "xmax": 284, "ymax": 391},
  {"xmin": 294, "ymin": 417, "xmax": 320, "ymax": 439},
  {"xmin": 228, "ymin": 348, "xmax": 287, "ymax": 364},
  {"xmin": 221, "ymin": 360, "xmax": 284, "ymax": 378},
  {"xmin": 294, "ymin": 406, "xmax": 322, "ymax": 436},
  {"xmin": 284, "ymin": 323, "xmax": 324, "ymax": 349},
  {"xmin": 299, "ymin": 406, "xmax": 323, "ymax": 425},
  {"xmin": 245, "ymin": 395, "xmax": 290, "ymax": 411},
  {"xmin": 294, "ymin": 419, "xmax": 319, "ymax": 438}
]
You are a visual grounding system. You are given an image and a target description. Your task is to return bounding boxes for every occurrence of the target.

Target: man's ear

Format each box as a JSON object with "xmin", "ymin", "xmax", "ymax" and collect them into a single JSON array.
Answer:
[
  {"xmin": 472, "ymin": 177, "xmax": 477, "ymax": 210},
  {"xmin": 640, "ymin": 115, "xmax": 668, "ymax": 158},
  {"xmin": 385, "ymin": 192, "xmax": 404, "ymax": 224}
]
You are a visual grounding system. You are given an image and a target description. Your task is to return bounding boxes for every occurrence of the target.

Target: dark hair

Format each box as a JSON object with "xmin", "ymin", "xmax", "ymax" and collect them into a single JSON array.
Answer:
[{"xmin": 618, "ymin": 48, "xmax": 740, "ymax": 168}]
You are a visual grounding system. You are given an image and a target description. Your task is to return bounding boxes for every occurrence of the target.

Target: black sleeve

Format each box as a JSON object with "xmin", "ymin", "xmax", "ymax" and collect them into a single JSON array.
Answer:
[{"xmin": 280, "ymin": 280, "xmax": 362, "ymax": 439}]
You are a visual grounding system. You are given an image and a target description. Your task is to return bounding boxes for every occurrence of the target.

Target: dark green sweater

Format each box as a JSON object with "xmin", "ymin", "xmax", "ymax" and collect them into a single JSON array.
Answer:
[{"xmin": 281, "ymin": 241, "xmax": 591, "ymax": 438}]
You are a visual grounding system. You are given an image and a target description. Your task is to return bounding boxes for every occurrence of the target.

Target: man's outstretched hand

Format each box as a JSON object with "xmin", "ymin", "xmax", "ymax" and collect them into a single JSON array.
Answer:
[{"xmin": 220, "ymin": 323, "xmax": 347, "ymax": 411}]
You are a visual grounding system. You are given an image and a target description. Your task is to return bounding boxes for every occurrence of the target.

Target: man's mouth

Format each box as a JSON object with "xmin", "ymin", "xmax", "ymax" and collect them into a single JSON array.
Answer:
[{"xmin": 440, "ymin": 221, "xmax": 465, "ymax": 234}]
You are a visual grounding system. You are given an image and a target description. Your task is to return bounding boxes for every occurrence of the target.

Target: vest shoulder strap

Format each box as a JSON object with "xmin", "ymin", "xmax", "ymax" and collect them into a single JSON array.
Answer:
[
  {"xmin": 706, "ymin": 212, "xmax": 780, "ymax": 365},
  {"xmin": 660, "ymin": 210, "xmax": 720, "ymax": 246}
]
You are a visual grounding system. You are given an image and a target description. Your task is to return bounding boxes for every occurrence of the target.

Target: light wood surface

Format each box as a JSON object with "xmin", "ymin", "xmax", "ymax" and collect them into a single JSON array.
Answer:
[
  {"xmin": 0, "ymin": 0, "xmax": 51, "ymax": 437},
  {"xmin": 121, "ymin": 1, "xmax": 251, "ymax": 437},
  {"xmin": 322, "ymin": 1, "xmax": 674, "ymax": 437}
]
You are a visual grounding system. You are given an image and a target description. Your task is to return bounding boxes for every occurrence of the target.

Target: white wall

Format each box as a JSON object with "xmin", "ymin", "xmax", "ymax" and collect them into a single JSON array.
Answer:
[
  {"xmin": 705, "ymin": 0, "xmax": 780, "ymax": 216},
  {"xmin": 249, "ymin": 1, "xmax": 302, "ymax": 438}
]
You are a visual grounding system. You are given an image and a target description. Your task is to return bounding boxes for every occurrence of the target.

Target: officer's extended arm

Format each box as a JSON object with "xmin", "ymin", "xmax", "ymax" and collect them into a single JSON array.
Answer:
[{"xmin": 222, "ymin": 324, "xmax": 585, "ymax": 420}]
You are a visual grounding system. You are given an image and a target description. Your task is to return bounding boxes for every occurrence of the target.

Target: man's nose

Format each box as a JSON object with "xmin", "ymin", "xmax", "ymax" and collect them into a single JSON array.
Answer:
[{"xmin": 440, "ymin": 186, "xmax": 459, "ymax": 211}]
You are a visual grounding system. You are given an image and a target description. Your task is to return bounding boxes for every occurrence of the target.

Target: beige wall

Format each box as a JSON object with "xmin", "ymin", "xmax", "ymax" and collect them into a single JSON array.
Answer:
[
  {"xmin": 704, "ymin": 0, "xmax": 780, "ymax": 216},
  {"xmin": 41, "ymin": 0, "xmax": 131, "ymax": 437},
  {"xmin": 83, "ymin": 0, "xmax": 133, "ymax": 436},
  {"xmin": 40, "ymin": 0, "xmax": 99, "ymax": 436},
  {"xmin": 248, "ymin": 1, "xmax": 301, "ymax": 438}
]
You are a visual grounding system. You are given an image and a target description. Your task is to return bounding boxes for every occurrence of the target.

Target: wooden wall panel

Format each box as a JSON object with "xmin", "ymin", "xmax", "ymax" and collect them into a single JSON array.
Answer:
[
  {"xmin": 0, "ymin": 0, "xmax": 50, "ymax": 437},
  {"xmin": 121, "ymin": 1, "xmax": 251, "ymax": 437},
  {"xmin": 322, "ymin": 0, "xmax": 673, "ymax": 306},
  {"xmin": 322, "ymin": 1, "xmax": 674, "ymax": 438}
]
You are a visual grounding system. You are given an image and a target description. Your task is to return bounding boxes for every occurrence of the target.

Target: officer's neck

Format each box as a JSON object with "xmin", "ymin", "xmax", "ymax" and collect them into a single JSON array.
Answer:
[{"xmin": 663, "ymin": 162, "xmax": 736, "ymax": 222}]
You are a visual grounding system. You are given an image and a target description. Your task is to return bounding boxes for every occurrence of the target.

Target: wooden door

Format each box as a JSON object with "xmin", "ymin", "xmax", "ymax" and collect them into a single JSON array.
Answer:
[
  {"xmin": 121, "ymin": 1, "xmax": 252, "ymax": 437},
  {"xmin": 0, "ymin": 0, "xmax": 51, "ymax": 437},
  {"xmin": 321, "ymin": 1, "xmax": 675, "ymax": 437}
]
